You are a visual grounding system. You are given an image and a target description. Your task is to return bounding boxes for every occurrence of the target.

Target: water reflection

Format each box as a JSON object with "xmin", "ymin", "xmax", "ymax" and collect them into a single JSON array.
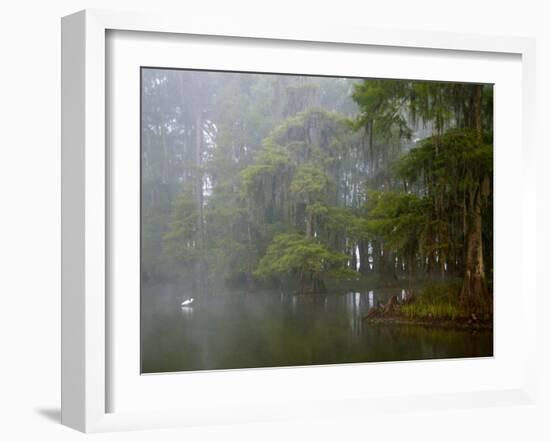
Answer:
[
  {"xmin": 141, "ymin": 283, "xmax": 493, "ymax": 373},
  {"xmin": 180, "ymin": 306, "xmax": 194, "ymax": 319}
]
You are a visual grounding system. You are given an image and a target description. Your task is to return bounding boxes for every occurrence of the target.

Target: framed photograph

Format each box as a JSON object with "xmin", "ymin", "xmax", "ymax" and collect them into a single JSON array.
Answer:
[{"xmin": 61, "ymin": 9, "xmax": 537, "ymax": 432}]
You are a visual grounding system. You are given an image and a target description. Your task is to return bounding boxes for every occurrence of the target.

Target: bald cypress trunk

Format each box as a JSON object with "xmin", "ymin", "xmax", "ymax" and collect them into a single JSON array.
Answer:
[
  {"xmin": 300, "ymin": 270, "xmax": 326, "ymax": 294},
  {"xmin": 460, "ymin": 84, "xmax": 489, "ymax": 311},
  {"xmin": 460, "ymin": 180, "xmax": 489, "ymax": 311}
]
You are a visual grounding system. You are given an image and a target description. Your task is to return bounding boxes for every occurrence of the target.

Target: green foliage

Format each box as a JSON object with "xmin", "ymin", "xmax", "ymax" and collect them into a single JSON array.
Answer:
[
  {"xmin": 398, "ymin": 128, "xmax": 493, "ymax": 190},
  {"xmin": 141, "ymin": 208, "xmax": 170, "ymax": 278},
  {"xmin": 409, "ymin": 82, "xmax": 454, "ymax": 133},
  {"xmin": 141, "ymin": 69, "xmax": 493, "ymax": 305},
  {"xmin": 239, "ymin": 144, "xmax": 292, "ymax": 195},
  {"xmin": 290, "ymin": 166, "xmax": 333, "ymax": 203},
  {"xmin": 254, "ymin": 233, "xmax": 347, "ymax": 280},
  {"xmin": 203, "ymin": 193, "xmax": 258, "ymax": 283},
  {"xmin": 351, "ymin": 79, "xmax": 412, "ymax": 140},
  {"xmin": 365, "ymin": 190, "xmax": 426, "ymax": 253},
  {"xmin": 162, "ymin": 190, "xmax": 200, "ymax": 265},
  {"xmin": 306, "ymin": 202, "xmax": 330, "ymax": 218},
  {"xmin": 319, "ymin": 206, "xmax": 367, "ymax": 243},
  {"xmin": 395, "ymin": 129, "xmax": 493, "ymax": 265},
  {"xmin": 265, "ymin": 108, "xmax": 351, "ymax": 165}
]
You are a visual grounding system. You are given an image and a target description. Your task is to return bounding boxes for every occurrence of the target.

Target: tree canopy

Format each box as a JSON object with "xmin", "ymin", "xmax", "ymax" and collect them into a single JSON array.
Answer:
[{"xmin": 141, "ymin": 69, "xmax": 493, "ymax": 310}]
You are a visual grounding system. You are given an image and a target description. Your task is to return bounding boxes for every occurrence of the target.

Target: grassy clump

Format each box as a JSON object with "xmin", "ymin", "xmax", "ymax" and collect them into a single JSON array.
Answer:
[{"xmin": 400, "ymin": 282, "xmax": 467, "ymax": 320}]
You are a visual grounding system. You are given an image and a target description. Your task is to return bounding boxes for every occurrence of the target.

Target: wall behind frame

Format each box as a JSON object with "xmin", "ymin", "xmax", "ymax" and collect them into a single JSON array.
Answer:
[{"xmin": 0, "ymin": 1, "xmax": 548, "ymax": 441}]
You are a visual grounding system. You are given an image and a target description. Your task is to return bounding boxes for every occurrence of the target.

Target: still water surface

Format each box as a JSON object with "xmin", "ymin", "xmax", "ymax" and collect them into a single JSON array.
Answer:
[{"xmin": 141, "ymin": 284, "xmax": 493, "ymax": 373}]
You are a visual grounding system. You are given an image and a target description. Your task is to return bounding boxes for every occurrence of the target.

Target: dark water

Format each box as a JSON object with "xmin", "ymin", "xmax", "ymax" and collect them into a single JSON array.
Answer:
[{"xmin": 141, "ymin": 284, "xmax": 493, "ymax": 373}]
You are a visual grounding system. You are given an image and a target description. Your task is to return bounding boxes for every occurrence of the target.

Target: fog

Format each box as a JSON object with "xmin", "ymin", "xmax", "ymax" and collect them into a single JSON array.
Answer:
[{"xmin": 140, "ymin": 68, "xmax": 493, "ymax": 372}]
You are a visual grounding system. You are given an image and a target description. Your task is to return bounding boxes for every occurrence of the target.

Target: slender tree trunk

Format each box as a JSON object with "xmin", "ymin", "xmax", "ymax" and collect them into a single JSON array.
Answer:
[
  {"xmin": 350, "ymin": 243, "xmax": 358, "ymax": 272},
  {"xmin": 439, "ymin": 249, "xmax": 446, "ymax": 280},
  {"xmin": 305, "ymin": 211, "xmax": 313, "ymax": 238},
  {"xmin": 358, "ymin": 240, "xmax": 369, "ymax": 275},
  {"xmin": 472, "ymin": 84, "xmax": 483, "ymax": 135},
  {"xmin": 371, "ymin": 240, "xmax": 380, "ymax": 275},
  {"xmin": 368, "ymin": 121, "xmax": 374, "ymax": 174},
  {"xmin": 195, "ymin": 114, "xmax": 206, "ymax": 293}
]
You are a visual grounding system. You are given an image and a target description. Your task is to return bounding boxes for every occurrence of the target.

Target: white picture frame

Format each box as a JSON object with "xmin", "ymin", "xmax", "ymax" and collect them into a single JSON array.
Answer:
[{"xmin": 61, "ymin": 9, "xmax": 537, "ymax": 433}]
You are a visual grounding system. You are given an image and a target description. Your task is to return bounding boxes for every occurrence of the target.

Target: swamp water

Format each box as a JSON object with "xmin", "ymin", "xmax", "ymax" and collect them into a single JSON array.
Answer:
[{"xmin": 141, "ymin": 284, "xmax": 493, "ymax": 373}]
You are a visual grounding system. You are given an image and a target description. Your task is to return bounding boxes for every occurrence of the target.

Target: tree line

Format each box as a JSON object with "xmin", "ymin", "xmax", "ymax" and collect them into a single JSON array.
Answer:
[{"xmin": 141, "ymin": 69, "xmax": 493, "ymax": 311}]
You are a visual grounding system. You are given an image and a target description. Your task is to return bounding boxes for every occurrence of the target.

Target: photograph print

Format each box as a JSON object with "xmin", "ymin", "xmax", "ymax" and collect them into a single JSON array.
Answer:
[{"xmin": 140, "ymin": 68, "xmax": 493, "ymax": 373}]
